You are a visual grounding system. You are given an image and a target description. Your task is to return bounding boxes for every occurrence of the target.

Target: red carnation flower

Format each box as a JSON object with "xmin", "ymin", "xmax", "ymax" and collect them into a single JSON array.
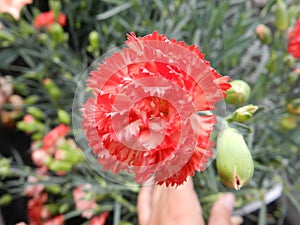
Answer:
[
  {"xmin": 34, "ymin": 11, "xmax": 66, "ymax": 29},
  {"xmin": 81, "ymin": 31, "xmax": 231, "ymax": 186},
  {"xmin": 288, "ymin": 19, "xmax": 300, "ymax": 59}
]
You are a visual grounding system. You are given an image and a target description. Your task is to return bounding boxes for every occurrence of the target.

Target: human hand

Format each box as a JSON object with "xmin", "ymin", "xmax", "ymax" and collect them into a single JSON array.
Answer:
[{"xmin": 137, "ymin": 177, "xmax": 243, "ymax": 225}]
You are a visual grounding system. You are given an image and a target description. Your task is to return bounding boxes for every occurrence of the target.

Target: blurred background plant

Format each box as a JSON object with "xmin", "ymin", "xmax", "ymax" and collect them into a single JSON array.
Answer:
[{"xmin": 0, "ymin": 0, "xmax": 299, "ymax": 224}]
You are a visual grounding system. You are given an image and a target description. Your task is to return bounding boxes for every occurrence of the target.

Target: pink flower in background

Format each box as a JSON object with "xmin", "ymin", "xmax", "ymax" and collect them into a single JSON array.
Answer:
[
  {"xmin": 42, "ymin": 124, "xmax": 69, "ymax": 149},
  {"xmin": 89, "ymin": 212, "xmax": 109, "ymax": 225},
  {"xmin": 82, "ymin": 31, "xmax": 231, "ymax": 186},
  {"xmin": 73, "ymin": 184, "xmax": 98, "ymax": 219},
  {"xmin": 24, "ymin": 176, "xmax": 45, "ymax": 198},
  {"xmin": 0, "ymin": 0, "xmax": 32, "ymax": 20},
  {"xmin": 288, "ymin": 19, "xmax": 300, "ymax": 59},
  {"xmin": 34, "ymin": 11, "xmax": 66, "ymax": 29},
  {"xmin": 30, "ymin": 124, "xmax": 73, "ymax": 174}
]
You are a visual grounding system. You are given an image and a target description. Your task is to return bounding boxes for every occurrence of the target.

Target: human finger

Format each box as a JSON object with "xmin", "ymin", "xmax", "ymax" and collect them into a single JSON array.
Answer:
[
  {"xmin": 208, "ymin": 193, "xmax": 235, "ymax": 225},
  {"xmin": 137, "ymin": 185, "xmax": 154, "ymax": 225}
]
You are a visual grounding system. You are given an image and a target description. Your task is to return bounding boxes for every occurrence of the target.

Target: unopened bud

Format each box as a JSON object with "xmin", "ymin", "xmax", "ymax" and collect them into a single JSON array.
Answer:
[
  {"xmin": 49, "ymin": 160, "xmax": 72, "ymax": 173},
  {"xmin": 0, "ymin": 194, "xmax": 12, "ymax": 206},
  {"xmin": 27, "ymin": 106, "xmax": 44, "ymax": 120},
  {"xmin": 25, "ymin": 95, "xmax": 39, "ymax": 105},
  {"xmin": 280, "ymin": 115, "xmax": 298, "ymax": 131},
  {"xmin": 55, "ymin": 148, "xmax": 81, "ymax": 164},
  {"xmin": 255, "ymin": 24, "xmax": 272, "ymax": 45},
  {"xmin": 216, "ymin": 127, "xmax": 254, "ymax": 190},
  {"xmin": 225, "ymin": 80, "xmax": 251, "ymax": 105},
  {"xmin": 45, "ymin": 184, "xmax": 61, "ymax": 194},
  {"xmin": 58, "ymin": 203, "xmax": 70, "ymax": 214},
  {"xmin": 45, "ymin": 203, "xmax": 58, "ymax": 215},
  {"xmin": 0, "ymin": 30, "xmax": 15, "ymax": 47},
  {"xmin": 89, "ymin": 30, "xmax": 100, "ymax": 50},
  {"xmin": 0, "ymin": 158, "xmax": 11, "ymax": 177},
  {"xmin": 57, "ymin": 109, "xmax": 71, "ymax": 124},
  {"xmin": 228, "ymin": 105, "xmax": 259, "ymax": 123},
  {"xmin": 287, "ymin": 98, "xmax": 300, "ymax": 115},
  {"xmin": 43, "ymin": 78, "xmax": 61, "ymax": 100},
  {"xmin": 274, "ymin": 0, "xmax": 289, "ymax": 31},
  {"xmin": 48, "ymin": 23, "xmax": 67, "ymax": 44}
]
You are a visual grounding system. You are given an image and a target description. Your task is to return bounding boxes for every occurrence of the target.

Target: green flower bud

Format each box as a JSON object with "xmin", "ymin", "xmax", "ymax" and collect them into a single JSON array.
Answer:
[
  {"xmin": 280, "ymin": 115, "xmax": 298, "ymax": 131},
  {"xmin": 48, "ymin": 23, "xmax": 67, "ymax": 45},
  {"xmin": 216, "ymin": 127, "xmax": 254, "ymax": 190},
  {"xmin": 0, "ymin": 30, "xmax": 15, "ymax": 47},
  {"xmin": 25, "ymin": 95, "xmax": 39, "ymax": 105},
  {"xmin": 255, "ymin": 24, "xmax": 272, "ymax": 45},
  {"xmin": 57, "ymin": 109, "xmax": 71, "ymax": 124},
  {"xmin": 31, "ymin": 132, "xmax": 45, "ymax": 141},
  {"xmin": 228, "ymin": 105, "xmax": 259, "ymax": 123},
  {"xmin": 58, "ymin": 203, "xmax": 70, "ymax": 214},
  {"xmin": 43, "ymin": 78, "xmax": 61, "ymax": 100},
  {"xmin": 49, "ymin": 160, "xmax": 73, "ymax": 172},
  {"xmin": 287, "ymin": 98, "xmax": 300, "ymax": 115},
  {"xmin": 45, "ymin": 184, "xmax": 61, "ymax": 194},
  {"xmin": 13, "ymin": 83, "xmax": 28, "ymax": 96},
  {"xmin": 17, "ymin": 117, "xmax": 45, "ymax": 134},
  {"xmin": 56, "ymin": 148, "xmax": 82, "ymax": 164},
  {"xmin": 225, "ymin": 80, "xmax": 251, "ymax": 105},
  {"xmin": 0, "ymin": 158, "xmax": 11, "ymax": 178},
  {"xmin": 45, "ymin": 203, "xmax": 58, "ymax": 215},
  {"xmin": 38, "ymin": 33, "xmax": 49, "ymax": 45},
  {"xmin": 0, "ymin": 194, "xmax": 12, "ymax": 206},
  {"xmin": 89, "ymin": 30, "xmax": 100, "ymax": 50},
  {"xmin": 274, "ymin": 0, "xmax": 289, "ymax": 31},
  {"xmin": 27, "ymin": 106, "xmax": 44, "ymax": 120}
]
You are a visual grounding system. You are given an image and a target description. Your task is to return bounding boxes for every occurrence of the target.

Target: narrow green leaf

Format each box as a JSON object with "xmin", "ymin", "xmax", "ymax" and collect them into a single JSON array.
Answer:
[
  {"xmin": 96, "ymin": 2, "xmax": 132, "ymax": 20},
  {"xmin": 258, "ymin": 202, "xmax": 267, "ymax": 225}
]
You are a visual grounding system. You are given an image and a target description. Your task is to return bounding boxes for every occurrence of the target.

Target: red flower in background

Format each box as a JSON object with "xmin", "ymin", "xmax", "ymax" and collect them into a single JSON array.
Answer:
[
  {"xmin": 27, "ymin": 193, "xmax": 48, "ymax": 225},
  {"xmin": 34, "ymin": 11, "xmax": 66, "ymax": 29},
  {"xmin": 42, "ymin": 124, "xmax": 69, "ymax": 149},
  {"xmin": 89, "ymin": 212, "xmax": 109, "ymax": 225},
  {"xmin": 82, "ymin": 31, "xmax": 231, "ymax": 186},
  {"xmin": 44, "ymin": 215, "xmax": 64, "ymax": 225},
  {"xmin": 288, "ymin": 19, "xmax": 300, "ymax": 59},
  {"xmin": 30, "ymin": 124, "xmax": 72, "ymax": 174}
]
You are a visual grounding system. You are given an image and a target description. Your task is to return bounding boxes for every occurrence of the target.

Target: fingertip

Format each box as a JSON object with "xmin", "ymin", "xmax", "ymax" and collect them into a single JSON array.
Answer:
[
  {"xmin": 220, "ymin": 193, "xmax": 235, "ymax": 211},
  {"xmin": 230, "ymin": 216, "xmax": 244, "ymax": 225},
  {"xmin": 208, "ymin": 192, "xmax": 236, "ymax": 225}
]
